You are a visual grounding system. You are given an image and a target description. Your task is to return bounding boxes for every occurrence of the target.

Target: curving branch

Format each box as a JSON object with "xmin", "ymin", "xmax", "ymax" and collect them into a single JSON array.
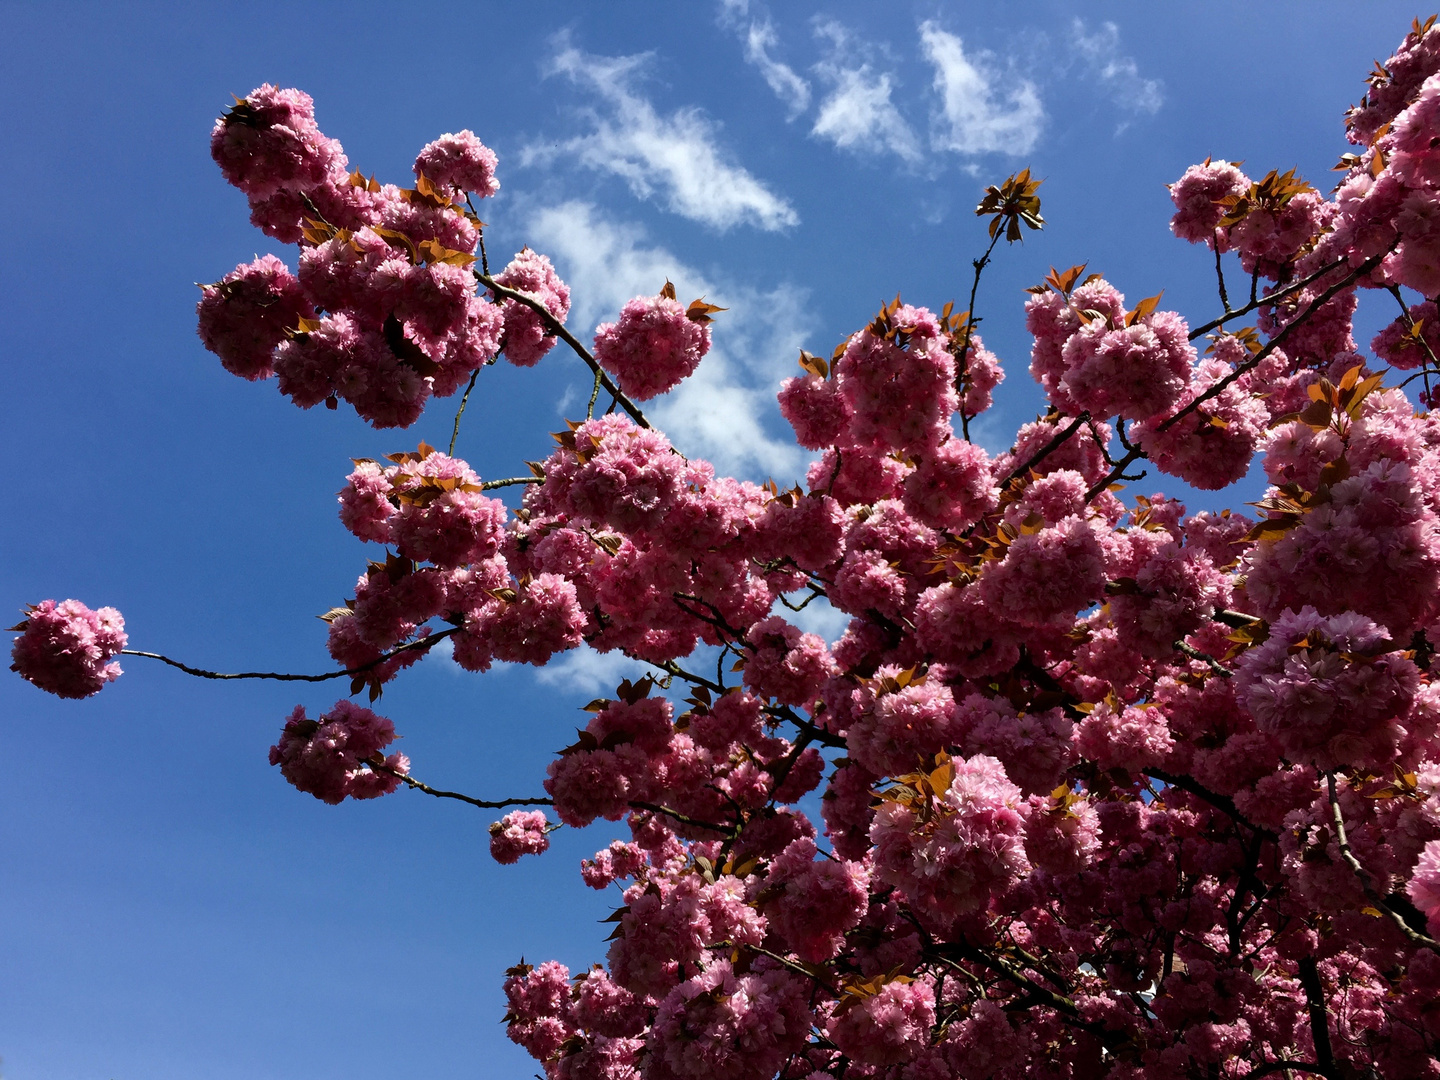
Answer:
[
  {"xmin": 480, "ymin": 476, "xmax": 543, "ymax": 490},
  {"xmin": 954, "ymin": 229, "xmax": 1005, "ymax": 441},
  {"xmin": 385, "ymin": 767, "xmax": 554, "ymax": 811},
  {"xmin": 479, "ymin": 273, "xmax": 651, "ymax": 429},
  {"xmin": 997, "ymin": 412, "xmax": 1091, "ymax": 488},
  {"xmin": 121, "ymin": 628, "xmax": 457, "ymax": 684},
  {"xmin": 1159, "ymin": 249, "xmax": 1390, "ymax": 434}
]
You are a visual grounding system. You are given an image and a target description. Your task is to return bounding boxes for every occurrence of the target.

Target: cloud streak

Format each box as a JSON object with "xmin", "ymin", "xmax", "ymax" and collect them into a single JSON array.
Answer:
[
  {"xmin": 919, "ymin": 21, "xmax": 1044, "ymax": 157},
  {"xmin": 1071, "ymin": 19, "xmax": 1164, "ymax": 117},
  {"xmin": 809, "ymin": 20, "xmax": 922, "ymax": 163},
  {"xmin": 530, "ymin": 42, "xmax": 798, "ymax": 232}
]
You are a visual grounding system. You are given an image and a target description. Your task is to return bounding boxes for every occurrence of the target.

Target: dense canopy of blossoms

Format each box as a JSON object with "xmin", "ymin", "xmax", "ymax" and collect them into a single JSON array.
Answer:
[{"xmin": 24, "ymin": 18, "xmax": 1440, "ymax": 1080}]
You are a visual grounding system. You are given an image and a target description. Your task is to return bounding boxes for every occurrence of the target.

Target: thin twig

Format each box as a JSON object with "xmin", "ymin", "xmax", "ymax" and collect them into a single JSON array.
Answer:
[
  {"xmin": 629, "ymin": 801, "xmax": 735, "ymax": 836},
  {"xmin": 464, "ymin": 195, "xmax": 490, "ymax": 277},
  {"xmin": 121, "ymin": 629, "xmax": 457, "ymax": 684},
  {"xmin": 388, "ymin": 769, "xmax": 554, "ymax": 811},
  {"xmin": 1165, "ymin": 253, "xmax": 1385, "ymax": 434},
  {"xmin": 480, "ymin": 274, "xmax": 650, "ymax": 429},
  {"xmin": 656, "ymin": 660, "xmax": 725, "ymax": 696},
  {"xmin": 1296, "ymin": 955, "xmax": 1335, "ymax": 1078},
  {"xmin": 997, "ymin": 412, "xmax": 1090, "ymax": 488},
  {"xmin": 1387, "ymin": 284, "xmax": 1440, "ymax": 368},
  {"xmin": 448, "ymin": 369, "xmax": 481, "ymax": 456},
  {"xmin": 1325, "ymin": 772, "xmax": 1440, "ymax": 951},
  {"xmin": 1187, "ymin": 256, "xmax": 1348, "ymax": 341},
  {"xmin": 586, "ymin": 367, "xmax": 603, "ymax": 420},
  {"xmin": 739, "ymin": 943, "xmax": 838, "ymax": 994},
  {"xmin": 480, "ymin": 476, "xmax": 543, "ymax": 490},
  {"xmin": 1214, "ymin": 240, "xmax": 1231, "ymax": 312},
  {"xmin": 1078, "ymin": 251, "xmax": 1391, "ymax": 503},
  {"xmin": 1175, "ymin": 639, "xmax": 1231, "ymax": 677},
  {"xmin": 954, "ymin": 230, "xmax": 1004, "ymax": 440}
]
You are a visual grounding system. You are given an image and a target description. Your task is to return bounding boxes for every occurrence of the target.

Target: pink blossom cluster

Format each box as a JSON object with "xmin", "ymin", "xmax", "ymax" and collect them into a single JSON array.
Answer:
[
  {"xmin": 10, "ymin": 599, "xmax": 126, "ymax": 699},
  {"xmin": 268, "ymin": 699, "xmax": 409, "ymax": 804},
  {"xmin": 200, "ymin": 85, "xmax": 570, "ymax": 427},
  {"xmin": 593, "ymin": 290, "xmax": 712, "ymax": 400},
  {"xmin": 489, "ymin": 810, "xmax": 552, "ymax": 864}
]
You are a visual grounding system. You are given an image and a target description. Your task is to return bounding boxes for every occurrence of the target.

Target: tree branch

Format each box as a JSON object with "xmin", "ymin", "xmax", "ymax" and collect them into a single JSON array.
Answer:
[
  {"xmin": 1296, "ymin": 955, "xmax": 1335, "ymax": 1078},
  {"xmin": 1159, "ymin": 250, "xmax": 1389, "ymax": 434},
  {"xmin": 448, "ymin": 369, "xmax": 481, "ymax": 456},
  {"xmin": 121, "ymin": 628, "xmax": 457, "ymax": 684},
  {"xmin": 954, "ymin": 230, "xmax": 1004, "ymax": 440},
  {"xmin": 1186, "ymin": 256, "xmax": 1347, "ymax": 341},
  {"xmin": 480, "ymin": 476, "xmax": 543, "ymax": 490},
  {"xmin": 385, "ymin": 767, "xmax": 554, "ymax": 811},
  {"xmin": 997, "ymin": 412, "xmax": 1091, "ymax": 488},
  {"xmin": 1325, "ymin": 772, "xmax": 1440, "ymax": 951},
  {"xmin": 479, "ymin": 273, "xmax": 650, "ymax": 429}
]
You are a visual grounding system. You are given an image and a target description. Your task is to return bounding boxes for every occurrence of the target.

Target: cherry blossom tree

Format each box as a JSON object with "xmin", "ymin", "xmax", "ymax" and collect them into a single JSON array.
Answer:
[{"xmin": 20, "ymin": 16, "xmax": 1440, "ymax": 1080}]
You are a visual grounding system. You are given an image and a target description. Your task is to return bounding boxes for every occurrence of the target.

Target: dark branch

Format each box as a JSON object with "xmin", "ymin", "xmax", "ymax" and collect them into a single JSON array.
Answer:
[
  {"xmin": 479, "ymin": 273, "xmax": 650, "ymax": 429},
  {"xmin": 1187, "ymin": 255, "xmax": 1347, "ymax": 341},
  {"xmin": 121, "ymin": 629, "xmax": 457, "ymax": 684}
]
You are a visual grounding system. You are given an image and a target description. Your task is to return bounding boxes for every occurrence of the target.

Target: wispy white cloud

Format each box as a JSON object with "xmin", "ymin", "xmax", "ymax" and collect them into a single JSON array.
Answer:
[
  {"xmin": 810, "ymin": 20, "xmax": 922, "ymax": 163},
  {"xmin": 524, "ymin": 200, "xmax": 810, "ymax": 481},
  {"xmin": 744, "ymin": 19, "xmax": 812, "ymax": 118},
  {"xmin": 1070, "ymin": 19, "xmax": 1163, "ymax": 118},
  {"xmin": 720, "ymin": 0, "xmax": 812, "ymax": 118},
  {"xmin": 919, "ymin": 21, "xmax": 1044, "ymax": 156},
  {"xmin": 528, "ymin": 41, "xmax": 798, "ymax": 232}
]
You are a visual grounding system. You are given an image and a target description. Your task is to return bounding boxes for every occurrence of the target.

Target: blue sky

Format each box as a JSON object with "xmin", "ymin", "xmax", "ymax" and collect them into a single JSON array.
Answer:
[{"xmin": 0, "ymin": 2, "xmax": 1426, "ymax": 1076}]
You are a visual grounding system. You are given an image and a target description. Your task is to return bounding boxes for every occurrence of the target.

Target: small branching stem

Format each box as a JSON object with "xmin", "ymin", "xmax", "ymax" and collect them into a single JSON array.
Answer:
[{"xmin": 121, "ymin": 629, "xmax": 457, "ymax": 684}]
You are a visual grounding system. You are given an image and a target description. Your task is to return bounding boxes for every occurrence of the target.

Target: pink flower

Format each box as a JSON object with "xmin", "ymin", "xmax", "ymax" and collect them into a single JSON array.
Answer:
[
  {"xmin": 763, "ymin": 837, "xmax": 869, "ymax": 963},
  {"xmin": 10, "ymin": 599, "xmax": 127, "ymax": 699},
  {"xmin": 541, "ymin": 415, "xmax": 686, "ymax": 534},
  {"xmin": 742, "ymin": 616, "xmax": 837, "ymax": 707},
  {"xmin": 1408, "ymin": 840, "xmax": 1440, "ymax": 936},
  {"xmin": 646, "ymin": 961, "xmax": 810, "ymax": 1080},
  {"xmin": 978, "ymin": 515, "xmax": 1106, "ymax": 627},
  {"xmin": 903, "ymin": 437, "xmax": 997, "ymax": 531},
  {"xmin": 210, "ymin": 85, "xmax": 345, "ymax": 201},
  {"xmin": 387, "ymin": 452, "xmax": 508, "ymax": 569},
  {"xmin": 1058, "ymin": 309, "xmax": 1194, "ymax": 422},
  {"xmin": 1169, "ymin": 160, "xmax": 1250, "ymax": 246},
  {"xmin": 870, "ymin": 753, "xmax": 1030, "ymax": 924},
  {"xmin": 268, "ymin": 700, "xmax": 409, "ymax": 804},
  {"xmin": 493, "ymin": 249, "xmax": 570, "ymax": 367},
  {"xmin": 836, "ymin": 303, "xmax": 957, "ymax": 454},
  {"xmin": 779, "ymin": 373, "xmax": 851, "ymax": 449},
  {"xmin": 489, "ymin": 810, "xmax": 551, "ymax": 864},
  {"xmin": 594, "ymin": 293, "xmax": 711, "ymax": 400},
  {"xmin": 1235, "ymin": 606, "xmax": 1419, "ymax": 771},
  {"xmin": 1074, "ymin": 700, "xmax": 1175, "ymax": 773},
  {"xmin": 827, "ymin": 978, "xmax": 936, "ymax": 1066},
  {"xmin": 413, "ymin": 130, "xmax": 499, "ymax": 199},
  {"xmin": 847, "ymin": 668, "xmax": 957, "ymax": 777},
  {"xmin": 502, "ymin": 960, "xmax": 574, "ymax": 1060},
  {"xmin": 196, "ymin": 255, "xmax": 314, "ymax": 380}
]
